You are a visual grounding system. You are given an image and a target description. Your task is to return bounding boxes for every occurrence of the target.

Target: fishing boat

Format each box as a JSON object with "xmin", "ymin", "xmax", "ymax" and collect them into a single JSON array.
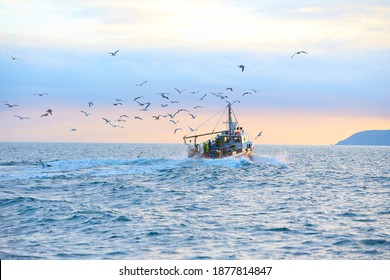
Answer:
[{"xmin": 183, "ymin": 103, "xmax": 254, "ymax": 159}]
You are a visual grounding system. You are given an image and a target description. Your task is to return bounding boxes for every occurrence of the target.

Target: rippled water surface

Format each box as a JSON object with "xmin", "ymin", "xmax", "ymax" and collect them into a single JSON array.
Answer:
[{"xmin": 0, "ymin": 143, "xmax": 389, "ymax": 259}]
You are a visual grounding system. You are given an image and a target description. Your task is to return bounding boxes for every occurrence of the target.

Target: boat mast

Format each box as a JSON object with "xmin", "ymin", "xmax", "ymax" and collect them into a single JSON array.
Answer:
[{"xmin": 228, "ymin": 103, "xmax": 234, "ymax": 135}]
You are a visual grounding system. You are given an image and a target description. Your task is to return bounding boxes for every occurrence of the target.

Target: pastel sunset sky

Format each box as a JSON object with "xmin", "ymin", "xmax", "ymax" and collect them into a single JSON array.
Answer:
[{"xmin": 1, "ymin": 0, "xmax": 389, "ymax": 144}]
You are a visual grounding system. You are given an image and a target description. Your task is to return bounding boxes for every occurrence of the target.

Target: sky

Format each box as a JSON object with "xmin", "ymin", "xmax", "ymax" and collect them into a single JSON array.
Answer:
[{"xmin": 1, "ymin": 0, "xmax": 389, "ymax": 144}]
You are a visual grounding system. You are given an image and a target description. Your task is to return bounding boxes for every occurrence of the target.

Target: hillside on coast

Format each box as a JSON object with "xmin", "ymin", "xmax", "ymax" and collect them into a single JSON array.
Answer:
[{"xmin": 336, "ymin": 130, "xmax": 390, "ymax": 146}]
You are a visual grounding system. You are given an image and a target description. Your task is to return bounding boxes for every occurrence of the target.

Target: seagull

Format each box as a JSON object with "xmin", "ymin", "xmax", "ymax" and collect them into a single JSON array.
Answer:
[
  {"xmin": 188, "ymin": 113, "xmax": 196, "ymax": 119},
  {"xmin": 102, "ymin": 118, "xmax": 110, "ymax": 124},
  {"xmin": 173, "ymin": 108, "xmax": 188, "ymax": 118},
  {"xmin": 134, "ymin": 116, "xmax": 143, "ymax": 120},
  {"xmin": 238, "ymin": 65, "xmax": 245, "ymax": 72},
  {"xmin": 81, "ymin": 110, "xmax": 91, "ymax": 117},
  {"xmin": 137, "ymin": 152, "xmax": 143, "ymax": 158},
  {"xmin": 8, "ymin": 55, "xmax": 21, "ymax": 61},
  {"xmin": 174, "ymin": 128, "xmax": 183, "ymax": 134},
  {"xmin": 170, "ymin": 120, "xmax": 179, "ymax": 124},
  {"xmin": 242, "ymin": 92, "xmax": 252, "ymax": 96},
  {"xmin": 108, "ymin": 50, "xmax": 119, "ymax": 56},
  {"xmin": 140, "ymin": 102, "xmax": 151, "ymax": 111},
  {"xmin": 250, "ymin": 89, "xmax": 262, "ymax": 93},
  {"xmin": 109, "ymin": 123, "xmax": 124, "ymax": 128},
  {"xmin": 152, "ymin": 115, "xmax": 161, "ymax": 120},
  {"xmin": 70, "ymin": 128, "xmax": 77, "ymax": 132},
  {"xmin": 188, "ymin": 127, "xmax": 198, "ymax": 132},
  {"xmin": 40, "ymin": 109, "xmax": 52, "ymax": 116},
  {"xmin": 136, "ymin": 80, "xmax": 147, "ymax": 86},
  {"xmin": 120, "ymin": 114, "xmax": 129, "ymax": 118},
  {"xmin": 255, "ymin": 132, "xmax": 262, "ymax": 139},
  {"xmin": 157, "ymin": 92, "xmax": 170, "ymax": 99},
  {"xmin": 291, "ymin": 50, "xmax": 308, "ymax": 58},
  {"xmin": 199, "ymin": 94, "xmax": 207, "ymax": 100},
  {"xmin": 14, "ymin": 115, "xmax": 30, "ymax": 120},
  {"xmin": 4, "ymin": 103, "xmax": 19, "ymax": 108},
  {"xmin": 193, "ymin": 105, "xmax": 203, "ymax": 109},
  {"xmin": 88, "ymin": 101, "xmax": 94, "ymax": 107},
  {"xmin": 174, "ymin": 88, "xmax": 185, "ymax": 94},
  {"xmin": 34, "ymin": 93, "xmax": 48, "ymax": 96},
  {"xmin": 133, "ymin": 96, "xmax": 143, "ymax": 101},
  {"xmin": 113, "ymin": 102, "xmax": 123, "ymax": 106},
  {"xmin": 226, "ymin": 87, "xmax": 233, "ymax": 91}
]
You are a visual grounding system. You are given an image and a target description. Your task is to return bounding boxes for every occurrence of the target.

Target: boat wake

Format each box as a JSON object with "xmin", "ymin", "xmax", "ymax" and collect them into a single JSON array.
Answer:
[
  {"xmin": 0, "ymin": 153, "xmax": 288, "ymax": 181},
  {"xmin": 251, "ymin": 153, "xmax": 289, "ymax": 166}
]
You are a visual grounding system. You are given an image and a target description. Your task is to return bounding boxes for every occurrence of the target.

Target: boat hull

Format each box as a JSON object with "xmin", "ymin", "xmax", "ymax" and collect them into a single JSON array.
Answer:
[{"xmin": 188, "ymin": 146, "xmax": 254, "ymax": 160}]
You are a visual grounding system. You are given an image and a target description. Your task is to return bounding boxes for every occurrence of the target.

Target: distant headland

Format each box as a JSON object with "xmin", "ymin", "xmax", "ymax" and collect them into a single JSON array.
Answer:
[{"xmin": 336, "ymin": 129, "xmax": 390, "ymax": 146}]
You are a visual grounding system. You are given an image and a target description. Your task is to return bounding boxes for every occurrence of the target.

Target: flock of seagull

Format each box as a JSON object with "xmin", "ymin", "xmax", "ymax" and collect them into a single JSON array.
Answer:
[{"xmin": 3, "ymin": 49, "xmax": 308, "ymax": 140}]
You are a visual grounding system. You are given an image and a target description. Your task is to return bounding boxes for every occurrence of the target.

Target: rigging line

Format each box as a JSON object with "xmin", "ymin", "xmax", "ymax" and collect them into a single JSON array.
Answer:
[
  {"xmin": 184, "ymin": 105, "xmax": 227, "ymax": 137},
  {"xmin": 213, "ymin": 108, "xmax": 226, "ymax": 133}
]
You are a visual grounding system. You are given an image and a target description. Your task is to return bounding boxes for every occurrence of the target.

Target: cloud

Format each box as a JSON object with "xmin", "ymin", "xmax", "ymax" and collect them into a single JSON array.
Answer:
[{"xmin": 2, "ymin": 0, "xmax": 389, "ymax": 53}]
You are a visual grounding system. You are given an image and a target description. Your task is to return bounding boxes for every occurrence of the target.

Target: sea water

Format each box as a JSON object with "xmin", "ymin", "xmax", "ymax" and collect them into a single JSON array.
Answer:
[{"xmin": 0, "ymin": 143, "xmax": 389, "ymax": 260}]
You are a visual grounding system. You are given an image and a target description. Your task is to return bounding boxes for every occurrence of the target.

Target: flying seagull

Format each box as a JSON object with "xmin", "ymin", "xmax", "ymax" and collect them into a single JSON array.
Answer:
[
  {"xmin": 8, "ymin": 55, "xmax": 21, "ymax": 61},
  {"xmin": 174, "ymin": 128, "xmax": 183, "ymax": 134},
  {"xmin": 226, "ymin": 87, "xmax": 233, "ymax": 91},
  {"xmin": 34, "ymin": 93, "xmax": 48, "ymax": 96},
  {"xmin": 14, "ymin": 115, "xmax": 30, "ymax": 120},
  {"xmin": 108, "ymin": 50, "xmax": 119, "ymax": 56},
  {"xmin": 102, "ymin": 118, "xmax": 110, "ymax": 124},
  {"xmin": 255, "ymin": 132, "xmax": 262, "ymax": 139},
  {"xmin": 134, "ymin": 116, "xmax": 143, "ymax": 120},
  {"xmin": 157, "ymin": 92, "xmax": 170, "ymax": 99},
  {"xmin": 238, "ymin": 65, "xmax": 245, "ymax": 72},
  {"xmin": 174, "ymin": 88, "xmax": 185, "ymax": 94},
  {"xmin": 40, "ymin": 109, "xmax": 52, "ymax": 117},
  {"xmin": 81, "ymin": 110, "xmax": 91, "ymax": 117},
  {"xmin": 70, "ymin": 128, "xmax": 77, "ymax": 132},
  {"xmin": 88, "ymin": 101, "xmax": 94, "ymax": 107},
  {"xmin": 291, "ymin": 51, "xmax": 308, "ymax": 58},
  {"xmin": 136, "ymin": 80, "xmax": 147, "ymax": 86},
  {"xmin": 4, "ymin": 103, "xmax": 19, "ymax": 108},
  {"xmin": 199, "ymin": 94, "xmax": 207, "ymax": 100}
]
